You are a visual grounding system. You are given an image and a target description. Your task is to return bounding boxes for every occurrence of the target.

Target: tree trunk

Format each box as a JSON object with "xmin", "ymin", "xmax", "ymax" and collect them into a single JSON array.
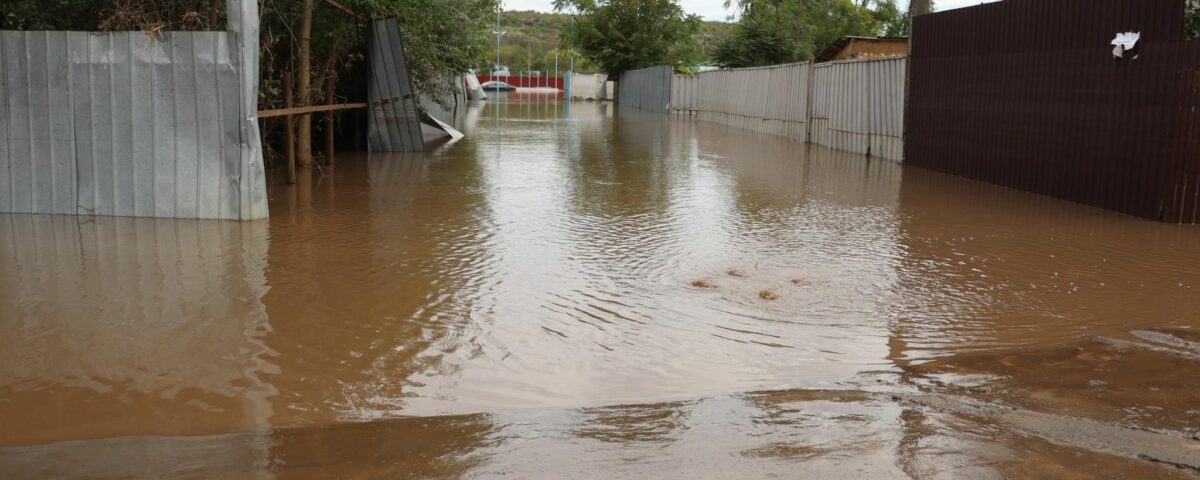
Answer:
[
  {"xmin": 910, "ymin": 0, "xmax": 932, "ymax": 17},
  {"xmin": 295, "ymin": 0, "xmax": 314, "ymax": 166}
]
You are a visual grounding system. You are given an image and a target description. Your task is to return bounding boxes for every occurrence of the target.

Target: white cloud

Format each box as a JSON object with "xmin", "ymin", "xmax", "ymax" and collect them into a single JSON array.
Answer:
[{"xmin": 934, "ymin": 0, "xmax": 1001, "ymax": 11}]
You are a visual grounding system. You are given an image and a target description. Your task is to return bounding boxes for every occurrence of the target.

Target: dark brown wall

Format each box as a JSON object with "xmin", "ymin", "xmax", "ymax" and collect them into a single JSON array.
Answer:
[{"xmin": 906, "ymin": 0, "xmax": 1200, "ymax": 223}]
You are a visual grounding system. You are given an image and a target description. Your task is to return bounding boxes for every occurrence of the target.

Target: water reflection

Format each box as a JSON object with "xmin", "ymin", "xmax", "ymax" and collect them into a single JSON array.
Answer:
[
  {"xmin": 1, "ymin": 96, "xmax": 1198, "ymax": 478},
  {"xmin": 0, "ymin": 214, "xmax": 274, "ymax": 446}
]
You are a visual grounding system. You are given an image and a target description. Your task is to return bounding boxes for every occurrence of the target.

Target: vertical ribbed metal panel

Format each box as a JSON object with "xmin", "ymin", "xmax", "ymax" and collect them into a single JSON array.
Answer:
[
  {"xmin": 0, "ymin": 30, "xmax": 264, "ymax": 220},
  {"xmin": 807, "ymin": 58, "xmax": 905, "ymax": 161},
  {"xmin": 367, "ymin": 18, "xmax": 424, "ymax": 152},
  {"xmin": 907, "ymin": 0, "xmax": 1200, "ymax": 222},
  {"xmin": 619, "ymin": 66, "xmax": 672, "ymax": 111},
  {"xmin": 668, "ymin": 60, "xmax": 903, "ymax": 159},
  {"xmin": 683, "ymin": 63, "xmax": 812, "ymax": 143},
  {"xmin": 670, "ymin": 74, "xmax": 699, "ymax": 113}
]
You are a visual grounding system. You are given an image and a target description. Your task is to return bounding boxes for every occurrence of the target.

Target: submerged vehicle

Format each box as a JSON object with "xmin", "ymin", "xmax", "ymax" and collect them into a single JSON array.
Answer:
[{"xmin": 481, "ymin": 80, "xmax": 516, "ymax": 91}]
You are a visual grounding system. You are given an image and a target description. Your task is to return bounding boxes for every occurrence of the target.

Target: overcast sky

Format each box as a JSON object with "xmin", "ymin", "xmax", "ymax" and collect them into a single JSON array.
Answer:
[{"xmin": 503, "ymin": 0, "xmax": 1000, "ymax": 22}]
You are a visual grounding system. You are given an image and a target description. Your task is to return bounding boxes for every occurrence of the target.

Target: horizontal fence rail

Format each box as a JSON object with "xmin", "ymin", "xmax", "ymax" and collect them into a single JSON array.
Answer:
[
  {"xmin": 0, "ymin": 30, "xmax": 268, "ymax": 220},
  {"xmin": 669, "ymin": 58, "xmax": 904, "ymax": 161}
]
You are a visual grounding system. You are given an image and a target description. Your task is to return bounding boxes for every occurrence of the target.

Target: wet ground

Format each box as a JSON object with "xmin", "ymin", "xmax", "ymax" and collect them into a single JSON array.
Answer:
[{"xmin": 2, "ymin": 95, "xmax": 1200, "ymax": 478}]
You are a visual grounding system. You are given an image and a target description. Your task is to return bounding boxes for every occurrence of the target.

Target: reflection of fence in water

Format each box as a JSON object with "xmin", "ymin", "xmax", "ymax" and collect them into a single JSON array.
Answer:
[{"xmin": 0, "ymin": 214, "xmax": 274, "ymax": 444}]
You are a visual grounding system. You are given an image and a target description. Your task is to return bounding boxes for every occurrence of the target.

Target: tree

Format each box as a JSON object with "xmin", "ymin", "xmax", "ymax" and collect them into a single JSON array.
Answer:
[
  {"xmin": 296, "ymin": 0, "xmax": 315, "ymax": 167},
  {"xmin": 554, "ymin": 0, "xmax": 704, "ymax": 74},
  {"xmin": 1187, "ymin": 0, "xmax": 1200, "ymax": 39},
  {"xmin": 714, "ymin": 0, "xmax": 908, "ymax": 68}
]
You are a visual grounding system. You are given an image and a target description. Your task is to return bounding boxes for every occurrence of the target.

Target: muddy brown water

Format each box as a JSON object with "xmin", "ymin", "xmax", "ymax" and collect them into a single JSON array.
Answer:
[{"xmin": 2, "ymin": 98, "xmax": 1199, "ymax": 478}]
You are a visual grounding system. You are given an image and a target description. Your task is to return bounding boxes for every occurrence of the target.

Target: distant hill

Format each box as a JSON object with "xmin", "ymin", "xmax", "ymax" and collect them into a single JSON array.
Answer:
[{"xmin": 487, "ymin": 10, "xmax": 732, "ymax": 74}]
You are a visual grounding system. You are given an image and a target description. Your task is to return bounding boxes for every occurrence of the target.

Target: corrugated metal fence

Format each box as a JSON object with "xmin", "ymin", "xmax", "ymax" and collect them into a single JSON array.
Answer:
[
  {"xmin": 673, "ymin": 63, "xmax": 811, "ymax": 143},
  {"xmin": 368, "ymin": 17, "xmax": 424, "ymax": 152},
  {"xmin": 0, "ymin": 30, "xmax": 267, "ymax": 220},
  {"xmin": 619, "ymin": 66, "xmax": 672, "ymax": 111},
  {"xmin": 668, "ymin": 58, "xmax": 905, "ymax": 161},
  {"xmin": 811, "ymin": 58, "xmax": 905, "ymax": 161},
  {"xmin": 907, "ymin": 0, "xmax": 1200, "ymax": 223}
]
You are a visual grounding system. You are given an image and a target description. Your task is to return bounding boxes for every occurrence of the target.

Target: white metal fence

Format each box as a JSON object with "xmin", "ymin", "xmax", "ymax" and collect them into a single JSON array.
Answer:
[{"xmin": 668, "ymin": 57, "xmax": 906, "ymax": 161}]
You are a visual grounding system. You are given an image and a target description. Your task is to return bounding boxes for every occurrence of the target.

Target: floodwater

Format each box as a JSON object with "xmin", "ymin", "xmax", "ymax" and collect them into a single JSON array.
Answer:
[{"xmin": 2, "ymin": 94, "xmax": 1200, "ymax": 478}]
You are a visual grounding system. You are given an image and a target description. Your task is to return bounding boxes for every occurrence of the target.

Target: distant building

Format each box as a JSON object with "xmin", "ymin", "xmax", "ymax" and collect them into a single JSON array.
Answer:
[{"xmin": 814, "ymin": 36, "xmax": 908, "ymax": 63}]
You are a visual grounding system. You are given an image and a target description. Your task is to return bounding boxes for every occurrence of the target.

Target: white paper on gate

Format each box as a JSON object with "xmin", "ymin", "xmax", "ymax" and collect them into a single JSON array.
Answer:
[{"xmin": 1111, "ymin": 32, "xmax": 1141, "ymax": 50}]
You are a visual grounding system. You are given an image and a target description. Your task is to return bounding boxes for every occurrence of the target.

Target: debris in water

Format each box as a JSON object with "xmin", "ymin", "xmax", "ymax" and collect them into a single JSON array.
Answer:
[
  {"xmin": 759, "ymin": 289, "xmax": 778, "ymax": 300},
  {"xmin": 727, "ymin": 268, "xmax": 746, "ymax": 277},
  {"xmin": 691, "ymin": 279, "xmax": 715, "ymax": 288},
  {"xmin": 791, "ymin": 277, "xmax": 811, "ymax": 286}
]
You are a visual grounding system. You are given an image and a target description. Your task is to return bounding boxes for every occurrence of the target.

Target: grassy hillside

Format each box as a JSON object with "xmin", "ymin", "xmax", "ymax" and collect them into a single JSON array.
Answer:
[{"xmin": 485, "ymin": 10, "xmax": 732, "ymax": 74}]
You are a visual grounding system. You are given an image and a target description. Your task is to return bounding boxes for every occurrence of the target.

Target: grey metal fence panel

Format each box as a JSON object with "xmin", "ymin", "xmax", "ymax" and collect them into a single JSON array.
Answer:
[
  {"xmin": 368, "ymin": 17, "xmax": 424, "ymax": 152},
  {"xmin": 619, "ymin": 66, "xmax": 672, "ymax": 111},
  {"xmin": 810, "ymin": 57, "xmax": 905, "ymax": 161},
  {"xmin": 668, "ymin": 59, "xmax": 904, "ymax": 161},
  {"xmin": 0, "ymin": 32, "xmax": 13, "ymax": 214},
  {"xmin": 675, "ymin": 63, "xmax": 811, "ymax": 143},
  {"xmin": 0, "ymin": 30, "xmax": 267, "ymax": 220}
]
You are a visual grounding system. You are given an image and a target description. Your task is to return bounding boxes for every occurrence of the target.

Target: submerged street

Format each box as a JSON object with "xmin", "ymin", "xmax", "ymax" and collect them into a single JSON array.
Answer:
[{"xmin": 2, "ymin": 97, "xmax": 1199, "ymax": 478}]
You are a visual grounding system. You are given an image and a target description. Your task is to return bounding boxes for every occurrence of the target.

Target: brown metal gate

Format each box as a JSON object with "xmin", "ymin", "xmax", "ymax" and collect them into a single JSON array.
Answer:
[{"xmin": 906, "ymin": 0, "xmax": 1200, "ymax": 223}]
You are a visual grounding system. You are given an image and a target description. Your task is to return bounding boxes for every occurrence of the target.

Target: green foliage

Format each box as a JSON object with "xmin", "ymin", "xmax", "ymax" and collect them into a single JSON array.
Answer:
[
  {"xmin": 714, "ymin": 0, "xmax": 907, "ymax": 68},
  {"xmin": 485, "ymin": 10, "xmax": 729, "ymax": 74},
  {"xmin": 0, "ymin": 0, "xmax": 209, "ymax": 30},
  {"xmin": 554, "ymin": 0, "xmax": 705, "ymax": 73},
  {"xmin": 354, "ymin": 0, "xmax": 499, "ymax": 102},
  {"xmin": 1188, "ymin": 0, "xmax": 1200, "ymax": 40},
  {"xmin": 256, "ymin": 0, "xmax": 497, "ymax": 107},
  {"xmin": 485, "ymin": 11, "xmax": 599, "ymax": 74},
  {"xmin": 2, "ymin": 0, "xmax": 497, "ymax": 108}
]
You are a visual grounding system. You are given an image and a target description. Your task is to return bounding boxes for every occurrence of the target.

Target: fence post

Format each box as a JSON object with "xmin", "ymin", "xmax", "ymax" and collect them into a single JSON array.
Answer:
[
  {"xmin": 325, "ymin": 75, "xmax": 335, "ymax": 166},
  {"xmin": 284, "ymin": 74, "xmax": 296, "ymax": 185}
]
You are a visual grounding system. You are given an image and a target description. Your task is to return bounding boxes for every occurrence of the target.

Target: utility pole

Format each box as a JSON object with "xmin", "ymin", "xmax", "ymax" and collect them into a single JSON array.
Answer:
[
  {"xmin": 911, "ymin": 0, "xmax": 931, "ymax": 16},
  {"xmin": 495, "ymin": 5, "xmax": 501, "ymax": 79}
]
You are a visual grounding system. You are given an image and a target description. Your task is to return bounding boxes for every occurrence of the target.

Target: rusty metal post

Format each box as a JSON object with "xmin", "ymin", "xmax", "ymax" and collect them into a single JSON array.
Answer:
[
  {"xmin": 284, "ymin": 73, "xmax": 296, "ymax": 185},
  {"xmin": 325, "ymin": 75, "xmax": 335, "ymax": 166}
]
